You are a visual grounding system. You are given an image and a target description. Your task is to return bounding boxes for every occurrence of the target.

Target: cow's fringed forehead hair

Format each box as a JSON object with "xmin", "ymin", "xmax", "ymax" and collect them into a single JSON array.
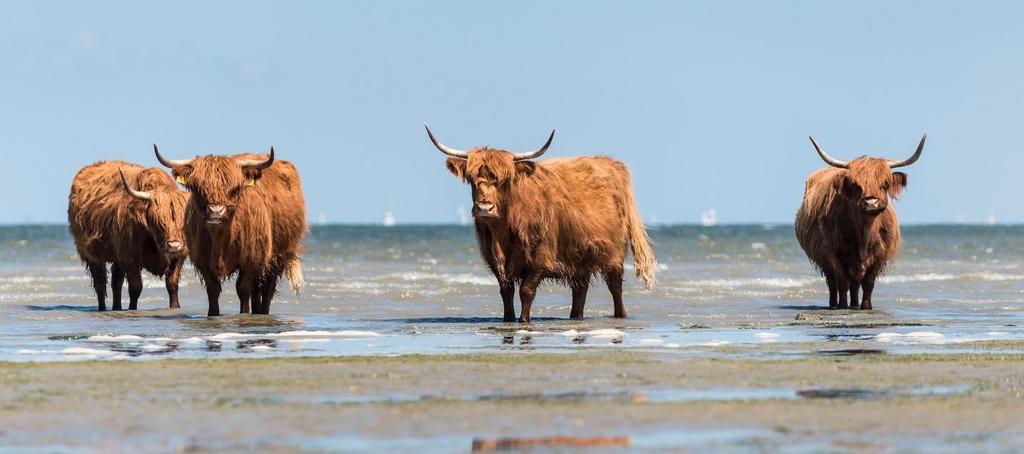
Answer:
[
  {"xmin": 175, "ymin": 156, "xmax": 249, "ymax": 201},
  {"xmin": 463, "ymin": 148, "xmax": 518, "ymax": 183},
  {"xmin": 845, "ymin": 157, "xmax": 904, "ymax": 198}
]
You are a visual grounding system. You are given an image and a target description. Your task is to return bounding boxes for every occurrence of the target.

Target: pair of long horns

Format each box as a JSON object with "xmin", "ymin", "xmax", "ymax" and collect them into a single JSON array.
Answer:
[
  {"xmin": 425, "ymin": 124, "xmax": 554, "ymax": 161},
  {"xmin": 809, "ymin": 135, "xmax": 927, "ymax": 169},
  {"xmin": 153, "ymin": 144, "xmax": 276, "ymax": 169},
  {"xmin": 119, "ymin": 168, "xmax": 152, "ymax": 202}
]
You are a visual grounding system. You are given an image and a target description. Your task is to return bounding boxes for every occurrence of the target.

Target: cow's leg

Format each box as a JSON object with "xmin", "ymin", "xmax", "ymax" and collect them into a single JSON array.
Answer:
[
  {"xmin": 88, "ymin": 261, "xmax": 108, "ymax": 312},
  {"xmin": 165, "ymin": 258, "xmax": 182, "ymax": 309},
  {"xmin": 236, "ymin": 270, "xmax": 254, "ymax": 314},
  {"xmin": 251, "ymin": 279, "xmax": 264, "ymax": 315},
  {"xmin": 200, "ymin": 269, "xmax": 222, "ymax": 316},
  {"xmin": 126, "ymin": 267, "xmax": 143, "ymax": 310},
  {"xmin": 605, "ymin": 269, "xmax": 626, "ymax": 318},
  {"xmin": 861, "ymin": 266, "xmax": 881, "ymax": 311},
  {"xmin": 518, "ymin": 272, "xmax": 543, "ymax": 323},
  {"xmin": 500, "ymin": 282, "xmax": 516, "ymax": 322},
  {"xmin": 848, "ymin": 279, "xmax": 861, "ymax": 310},
  {"xmin": 825, "ymin": 272, "xmax": 837, "ymax": 309},
  {"xmin": 110, "ymin": 263, "xmax": 125, "ymax": 311},
  {"xmin": 836, "ymin": 276, "xmax": 850, "ymax": 310},
  {"xmin": 569, "ymin": 280, "xmax": 589, "ymax": 320},
  {"xmin": 258, "ymin": 274, "xmax": 279, "ymax": 315}
]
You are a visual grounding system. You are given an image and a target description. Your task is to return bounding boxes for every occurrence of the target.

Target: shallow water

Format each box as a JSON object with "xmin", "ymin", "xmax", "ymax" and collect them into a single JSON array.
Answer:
[{"xmin": 0, "ymin": 224, "xmax": 1022, "ymax": 361}]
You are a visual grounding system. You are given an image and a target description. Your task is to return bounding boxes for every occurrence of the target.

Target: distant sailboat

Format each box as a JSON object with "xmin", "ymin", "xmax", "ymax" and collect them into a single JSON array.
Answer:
[
  {"xmin": 382, "ymin": 211, "xmax": 396, "ymax": 227},
  {"xmin": 701, "ymin": 208, "xmax": 717, "ymax": 227},
  {"xmin": 457, "ymin": 206, "xmax": 470, "ymax": 226},
  {"xmin": 987, "ymin": 212, "xmax": 997, "ymax": 226}
]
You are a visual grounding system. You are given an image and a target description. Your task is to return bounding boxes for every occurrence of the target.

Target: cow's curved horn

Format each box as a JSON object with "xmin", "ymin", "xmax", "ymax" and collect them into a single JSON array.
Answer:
[
  {"xmin": 511, "ymin": 130, "xmax": 555, "ymax": 161},
  {"xmin": 425, "ymin": 124, "xmax": 469, "ymax": 159},
  {"xmin": 887, "ymin": 134, "xmax": 927, "ymax": 168},
  {"xmin": 238, "ymin": 147, "xmax": 275, "ymax": 169},
  {"xmin": 808, "ymin": 136, "xmax": 849, "ymax": 169},
  {"xmin": 153, "ymin": 144, "xmax": 194, "ymax": 168},
  {"xmin": 119, "ymin": 168, "xmax": 152, "ymax": 202}
]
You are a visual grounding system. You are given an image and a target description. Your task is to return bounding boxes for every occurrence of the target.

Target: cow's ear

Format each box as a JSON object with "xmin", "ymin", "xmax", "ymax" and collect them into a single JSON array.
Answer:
[
  {"xmin": 513, "ymin": 161, "xmax": 536, "ymax": 179},
  {"xmin": 890, "ymin": 172, "xmax": 907, "ymax": 198},
  {"xmin": 242, "ymin": 167, "xmax": 263, "ymax": 186},
  {"xmin": 446, "ymin": 158, "xmax": 467, "ymax": 181},
  {"xmin": 172, "ymin": 167, "xmax": 192, "ymax": 186}
]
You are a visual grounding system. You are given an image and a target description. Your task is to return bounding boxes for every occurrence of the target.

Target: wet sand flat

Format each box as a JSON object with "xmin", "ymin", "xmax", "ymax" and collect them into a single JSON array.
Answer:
[{"xmin": 2, "ymin": 351, "xmax": 1023, "ymax": 452}]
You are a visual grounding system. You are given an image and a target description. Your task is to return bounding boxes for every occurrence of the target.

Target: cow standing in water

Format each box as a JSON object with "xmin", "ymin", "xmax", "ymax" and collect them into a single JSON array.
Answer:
[
  {"xmin": 427, "ymin": 125, "xmax": 656, "ymax": 322},
  {"xmin": 68, "ymin": 162, "xmax": 188, "ymax": 311},
  {"xmin": 795, "ymin": 135, "xmax": 925, "ymax": 310},
  {"xmin": 154, "ymin": 146, "xmax": 306, "ymax": 316}
]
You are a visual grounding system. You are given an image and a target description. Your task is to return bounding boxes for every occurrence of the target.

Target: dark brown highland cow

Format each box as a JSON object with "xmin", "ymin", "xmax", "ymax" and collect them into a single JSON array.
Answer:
[
  {"xmin": 154, "ymin": 146, "xmax": 306, "ymax": 316},
  {"xmin": 795, "ymin": 135, "xmax": 926, "ymax": 310},
  {"xmin": 68, "ymin": 162, "xmax": 188, "ymax": 311},
  {"xmin": 426, "ymin": 125, "xmax": 656, "ymax": 322}
]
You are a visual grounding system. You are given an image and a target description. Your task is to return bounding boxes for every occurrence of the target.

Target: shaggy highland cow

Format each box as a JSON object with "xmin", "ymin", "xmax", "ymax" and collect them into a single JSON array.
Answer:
[
  {"xmin": 67, "ymin": 162, "xmax": 188, "ymax": 311},
  {"xmin": 426, "ymin": 125, "xmax": 656, "ymax": 322},
  {"xmin": 795, "ymin": 135, "xmax": 926, "ymax": 310},
  {"xmin": 154, "ymin": 145, "xmax": 306, "ymax": 316}
]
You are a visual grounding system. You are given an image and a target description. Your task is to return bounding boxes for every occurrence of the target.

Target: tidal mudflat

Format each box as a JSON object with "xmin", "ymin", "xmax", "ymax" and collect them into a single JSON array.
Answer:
[
  {"xmin": 2, "ymin": 351, "xmax": 1024, "ymax": 452},
  {"xmin": 1, "ymin": 225, "xmax": 1023, "ymax": 451}
]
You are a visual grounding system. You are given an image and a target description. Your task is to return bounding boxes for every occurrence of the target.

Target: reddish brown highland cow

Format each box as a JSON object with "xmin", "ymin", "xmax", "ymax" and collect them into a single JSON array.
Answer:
[
  {"xmin": 154, "ymin": 146, "xmax": 306, "ymax": 316},
  {"xmin": 795, "ymin": 135, "xmax": 925, "ymax": 310},
  {"xmin": 426, "ymin": 125, "xmax": 656, "ymax": 322},
  {"xmin": 68, "ymin": 162, "xmax": 188, "ymax": 311}
]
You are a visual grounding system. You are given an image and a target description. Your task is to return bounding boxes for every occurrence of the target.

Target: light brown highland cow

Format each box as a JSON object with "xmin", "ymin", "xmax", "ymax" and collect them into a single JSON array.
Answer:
[
  {"xmin": 795, "ymin": 135, "xmax": 925, "ymax": 310},
  {"xmin": 427, "ymin": 125, "xmax": 655, "ymax": 322},
  {"xmin": 154, "ymin": 146, "xmax": 306, "ymax": 316},
  {"xmin": 67, "ymin": 162, "xmax": 188, "ymax": 311}
]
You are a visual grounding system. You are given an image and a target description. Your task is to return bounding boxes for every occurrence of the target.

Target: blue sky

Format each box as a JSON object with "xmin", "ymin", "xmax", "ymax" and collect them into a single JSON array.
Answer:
[{"xmin": 1, "ymin": 1, "xmax": 1022, "ymax": 224}]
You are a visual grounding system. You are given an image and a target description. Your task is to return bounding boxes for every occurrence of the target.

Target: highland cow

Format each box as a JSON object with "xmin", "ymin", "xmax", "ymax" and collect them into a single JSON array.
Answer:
[
  {"xmin": 67, "ymin": 162, "xmax": 188, "ymax": 311},
  {"xmin": 426, "ymin": 125, "xmax": 656, "ymax": 322},
  {"xmin": 795, "ymin": 135, "xmax": 926, "ymax": 310},
  {"xmin": 154, "ymin": 145, "xmax": 306, "ymax": 316}
]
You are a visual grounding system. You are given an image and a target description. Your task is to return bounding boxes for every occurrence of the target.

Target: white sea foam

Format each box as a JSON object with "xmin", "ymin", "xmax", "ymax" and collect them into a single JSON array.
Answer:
[
  {"xmin": 755, "ymin": 332, "xmax": 780, "ymax": 339},
  {"xmin": 698, "ymin": 340, "xmax": 732, "ymax": 347},
  {"xmin": 880, "ymin": 272, "xmax": 1024, "ymax": 284},
  {"xmin": 251, "ymin": 345, "xmax": 273, "ymax": 352},
  {"xmin": 86, "ymin": 335, "xmax": 144, "ymax": 342},
  {"xmin": 638, "ymin": 338, "xmax": 665, "ymax": 344},
  {"xmin": 391, "ymin": 272, "xmax": 493, "ymax": 286},
  {"xmin": 272, "ymin": 330, "xmax": 381, "ymax": 338},
  {"xmin": 142, "ymin": 344, "xmax": 169, "ymax": 352},
  {"xmin": 559, "ymin": 329, "xmax": 626, "ymax": 339},
  {"xmin": 675, "ymin": 277, "xmax": 816, "ymax": 289},
  {"xmin": 876, "ymin": 332, "xmax": 945, "ymax": 343}
]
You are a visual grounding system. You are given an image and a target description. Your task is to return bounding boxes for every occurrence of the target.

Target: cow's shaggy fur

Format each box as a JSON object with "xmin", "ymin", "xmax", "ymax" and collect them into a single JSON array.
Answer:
[
  {"xmin": 68, "ymin": 161, "xmax": 188, "ymax": 311},
  {"xmin": 447, "ymin": 149, "xmax": 655, "ymax": 322}
]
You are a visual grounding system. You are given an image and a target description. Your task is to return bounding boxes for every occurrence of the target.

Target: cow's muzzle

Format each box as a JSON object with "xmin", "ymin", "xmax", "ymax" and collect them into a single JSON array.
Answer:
[
  {"xmin": 165, "ymin": 240, "xmax": 185, "ymax": 256},
  {"xmin": 206, "ymin": 205, "xmax": 228, "ymax": 224},
  {"xmin": 859, "ymin": 197, "xmax": 885, "ymax": 214},
  {"xmin": 472, "ymin": 203, "xmax": 498, "ymax": 219}
]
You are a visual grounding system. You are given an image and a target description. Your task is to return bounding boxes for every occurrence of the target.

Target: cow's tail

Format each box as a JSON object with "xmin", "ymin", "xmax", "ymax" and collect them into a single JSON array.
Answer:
[
  {"xmin": 623, "ymin": 178, "xmax": 656, "ymax": 289},
  {"xmin": 285, "ymin": 257, "xmax": 305, "ymax": 295}
]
